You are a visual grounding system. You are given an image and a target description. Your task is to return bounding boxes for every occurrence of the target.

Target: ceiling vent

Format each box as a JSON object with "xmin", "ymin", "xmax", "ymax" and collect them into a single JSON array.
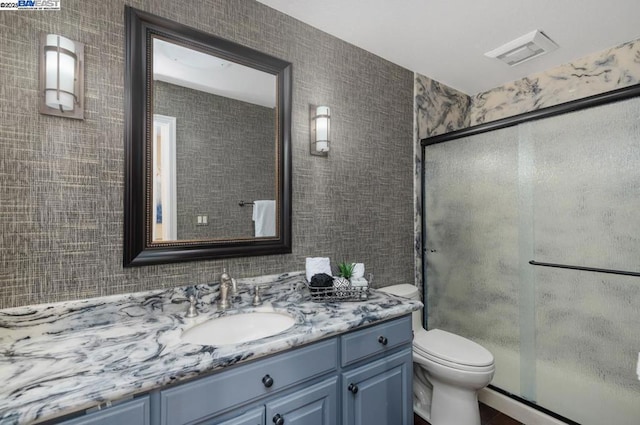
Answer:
[{"xmin": 484, "ymin": 30, "xmax": 558, "ymax": 66}]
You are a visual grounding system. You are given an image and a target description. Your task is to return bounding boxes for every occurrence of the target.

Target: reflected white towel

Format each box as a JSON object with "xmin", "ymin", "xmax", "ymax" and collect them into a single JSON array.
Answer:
[
  {"xmin": 252, "ymin": 200, "xmax": 276, "ymax": 237},
  {"xmin": 305, "ymin": 257, "xmax": 331, "ymax": 282}
]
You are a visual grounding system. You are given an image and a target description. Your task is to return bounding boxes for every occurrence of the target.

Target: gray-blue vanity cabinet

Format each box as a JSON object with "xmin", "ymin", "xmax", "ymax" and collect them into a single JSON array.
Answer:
[
  {"xmin": 56, "ymin": 396, "xmax": 150, "ymax": 425},
  {"xmin": 341, "ymin": 348, "xmax": 413, "ymax": 425}
]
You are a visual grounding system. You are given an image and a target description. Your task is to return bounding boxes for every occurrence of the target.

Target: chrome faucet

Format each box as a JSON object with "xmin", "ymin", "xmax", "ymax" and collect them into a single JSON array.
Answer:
[
  {"xmin": 252, "ymin": 285, "xmax": 264, "ymax": 306},
  {"xmin": 218, "ymin": 268, "xmax": 233, "ymax": 310},
  {"xmin": 171, "ymin": 288, "xmax": 199, "ymax": 318},
  {"xmin": 184, "ymin": 294, "xmax": 198, "ymax": 318}
]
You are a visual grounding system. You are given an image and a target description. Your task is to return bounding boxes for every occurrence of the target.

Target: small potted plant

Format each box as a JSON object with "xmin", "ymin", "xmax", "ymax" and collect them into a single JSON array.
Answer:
[
  {"xmin": 334, "ymin": 262, "xmax": 355, "ymax": 297},
  {"xmin": 337, "ymin": 262, "xmax": 355, "ymax": 280}
]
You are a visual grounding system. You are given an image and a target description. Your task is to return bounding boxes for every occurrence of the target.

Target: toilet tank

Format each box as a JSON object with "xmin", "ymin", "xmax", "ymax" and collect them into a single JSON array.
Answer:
[{"xmin": 378, "ymin": 284, "xmax": 423, "ymax": 331}]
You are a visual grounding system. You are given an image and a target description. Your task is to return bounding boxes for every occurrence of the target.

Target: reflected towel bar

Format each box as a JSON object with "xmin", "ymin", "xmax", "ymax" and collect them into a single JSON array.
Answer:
[
  {"xmin": 238, "ymin": 201, "xmax": 255, "ymax": 207},
  {"xmin": 529, "ymin": 261, "xmax": 640, "ymax": 277}
]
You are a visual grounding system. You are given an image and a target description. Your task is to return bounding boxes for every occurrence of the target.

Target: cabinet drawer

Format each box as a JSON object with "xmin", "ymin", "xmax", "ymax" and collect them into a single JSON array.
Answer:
[
  {"xmin": 56, "ymin": 396, "xmax": 150, "ymax": 425},
  {"xmin": 340, "ymin": 315, "xmax": 412, "ymax": 367},
  {"xmin": 160, "ymin": 338, "xmax": 337, "ymax": 425}
]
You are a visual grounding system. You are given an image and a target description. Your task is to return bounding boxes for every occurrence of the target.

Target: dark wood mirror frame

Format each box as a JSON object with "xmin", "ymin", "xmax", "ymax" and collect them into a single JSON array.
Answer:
[{"xmin": 124, "ymin": 6, "xmax": 292, "ymax": 267}]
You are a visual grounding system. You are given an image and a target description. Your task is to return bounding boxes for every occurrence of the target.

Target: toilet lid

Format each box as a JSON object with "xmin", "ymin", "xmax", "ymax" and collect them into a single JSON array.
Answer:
[{"xmin": 413, "ymin": 329, "xmax": 494, "ymax": 367}]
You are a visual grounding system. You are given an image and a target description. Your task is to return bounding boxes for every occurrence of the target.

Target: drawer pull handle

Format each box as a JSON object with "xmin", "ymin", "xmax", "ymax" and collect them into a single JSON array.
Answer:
[
  {"xmin": 273, "ymin": 413, "xmax": 285, "ymax": 425},
  {"xmin": 378, "ymin": 336, "xmax": 388, "ymax": 345},
  {"xmin": 348, "ymin": 383, "xmax": 359, "ymax": 394},
  {"xmin": 262, "ymin": 374, "xmax": 274, "ymax": 388}
]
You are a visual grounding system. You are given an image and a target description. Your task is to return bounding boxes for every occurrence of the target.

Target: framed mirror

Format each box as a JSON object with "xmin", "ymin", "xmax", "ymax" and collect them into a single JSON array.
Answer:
[{"xmin": 124, "ymin": 7, "xmax": 292, "ymax": 266}]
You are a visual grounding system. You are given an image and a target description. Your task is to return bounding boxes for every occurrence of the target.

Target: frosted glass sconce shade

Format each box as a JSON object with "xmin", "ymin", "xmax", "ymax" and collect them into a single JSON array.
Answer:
[
  {"xmin": 310, "ymin": 105, "xmax": 330, "ymax": 156},
  {"xmin": 39, "ymin": 33, "xmax": 84, "ymax": 119}
]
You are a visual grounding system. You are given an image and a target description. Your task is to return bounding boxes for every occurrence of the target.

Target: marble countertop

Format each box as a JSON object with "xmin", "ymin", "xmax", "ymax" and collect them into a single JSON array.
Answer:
[{"xmin": 0, "ymin": 272, "xmax": 421, "ymax": 425}]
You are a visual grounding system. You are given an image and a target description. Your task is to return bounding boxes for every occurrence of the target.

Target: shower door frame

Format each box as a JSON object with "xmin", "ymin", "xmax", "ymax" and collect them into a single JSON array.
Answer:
[{"xmin": 420, "ymin": 82, "xmax": 640, "ymax": 422}]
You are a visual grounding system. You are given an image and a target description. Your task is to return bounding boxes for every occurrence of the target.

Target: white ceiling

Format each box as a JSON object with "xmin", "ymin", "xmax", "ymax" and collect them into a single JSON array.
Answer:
[
  {"xmin": 153, "ymin": 39, "xmax": 276, "ymax": 108},
  {"xmin": 255, "ymin": 0, "xmax": 640, "ymax": 95}
]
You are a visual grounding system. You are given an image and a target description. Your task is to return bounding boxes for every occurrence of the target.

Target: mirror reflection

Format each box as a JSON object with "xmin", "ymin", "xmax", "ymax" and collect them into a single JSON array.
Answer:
[{"xmin": 151, "ymin": 38, "xmax": 278, "ymax": 242}]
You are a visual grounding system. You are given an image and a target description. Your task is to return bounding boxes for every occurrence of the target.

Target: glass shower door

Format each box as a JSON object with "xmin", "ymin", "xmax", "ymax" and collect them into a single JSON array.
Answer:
[
  {"xmin": 527, "ymin": 96, "xmax": 640, "ymax": 425},
  {"xmin": 422, "ymin": 95, "xmax": 640, "ymax": 425},
  {"xmin": 423, "ymin": 126, "xmax": 524, "ymax": 396}
]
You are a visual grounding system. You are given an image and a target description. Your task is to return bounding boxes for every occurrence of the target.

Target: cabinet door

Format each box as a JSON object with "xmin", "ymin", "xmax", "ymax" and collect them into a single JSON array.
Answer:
[
  {"xmin": 265, "ymin": 377, "xmax": 338, "ymax": 425},
  {"xmin": 56, "ymin": 396, "xmax": 150, "ymax": 425},
  {"xmin": 342, "ymin": 348, "xmax": 413, "ymax": 425},
  {"xmin": 209, "ymin": 406, "xmax": 264, "ymax": 425}
]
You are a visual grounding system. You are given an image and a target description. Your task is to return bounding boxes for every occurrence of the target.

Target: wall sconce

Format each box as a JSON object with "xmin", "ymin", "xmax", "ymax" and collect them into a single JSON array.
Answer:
[
  {"xmin": 310, "ymin": 105, "xmax": 330, "ymax": 156},
  {"xmin": 39, "ymin": 33, "xmax": 84, "ymax": 119}
]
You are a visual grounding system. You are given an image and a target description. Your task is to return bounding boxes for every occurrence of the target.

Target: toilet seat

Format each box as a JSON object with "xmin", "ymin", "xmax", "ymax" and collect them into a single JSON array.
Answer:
[{"xmin": 413, "ymin": 329, "xmax": 494, "ymax": 372}]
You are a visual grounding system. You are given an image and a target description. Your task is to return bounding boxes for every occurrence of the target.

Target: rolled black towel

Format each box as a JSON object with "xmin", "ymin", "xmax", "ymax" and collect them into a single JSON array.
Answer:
[{"xmin": 309, "ymin": 273, "xmax": 334, "ymax": 288}]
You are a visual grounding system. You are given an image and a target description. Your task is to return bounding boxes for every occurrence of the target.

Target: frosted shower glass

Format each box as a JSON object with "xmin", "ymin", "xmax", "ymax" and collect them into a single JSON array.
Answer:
[
  {"xmin": 535, "ymin": 268, "xmax": 640, "ymax": 425},
  {"xmin": 527, "ymin": 96, "xmax": 640, "ymax": 271},
  {"xmin": 424, "ymin": 127, "xmax": 521, "ymax": 395},
  {"xmin": 529, "ymin": 96, "xmax": 640, "ymax": 424},
  {"xmin": 423, "ymin": 95, "xmax": 640, "ymax": 425}
]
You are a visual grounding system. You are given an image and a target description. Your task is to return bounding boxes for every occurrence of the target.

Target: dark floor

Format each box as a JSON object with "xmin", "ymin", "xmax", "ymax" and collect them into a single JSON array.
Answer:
[{"xmin": 414, "ymin": 402, "xmax": 524, "ymax": 425}]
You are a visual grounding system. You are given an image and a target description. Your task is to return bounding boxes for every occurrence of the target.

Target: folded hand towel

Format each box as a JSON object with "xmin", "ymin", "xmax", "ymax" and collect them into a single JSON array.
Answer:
[
  {"xmin": 350, "ymin": 277, "xmax": 368, "ymax": 300},
  {"xmin": 352, "ymin": 263, "xmax": 365, "ymax": 279},
  {"xmin": 305, "ymin": 257, "xmax": 331, "ymax": 282},
  {"xmin": 350, "ymin": 277, "xmax": 368, "ymax": 288}
]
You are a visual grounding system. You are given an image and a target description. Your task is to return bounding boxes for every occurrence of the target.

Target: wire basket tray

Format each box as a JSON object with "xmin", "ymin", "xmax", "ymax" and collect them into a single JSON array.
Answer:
[{"xmin": 303, "ymin": 281, "xmax": 369, "ymax": 302}]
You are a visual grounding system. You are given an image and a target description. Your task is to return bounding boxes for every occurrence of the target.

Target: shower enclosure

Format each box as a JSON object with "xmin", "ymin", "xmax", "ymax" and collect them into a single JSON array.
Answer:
[{"xmin": 421, "ymin": 86, "xmax": 640, "ymax": 425}]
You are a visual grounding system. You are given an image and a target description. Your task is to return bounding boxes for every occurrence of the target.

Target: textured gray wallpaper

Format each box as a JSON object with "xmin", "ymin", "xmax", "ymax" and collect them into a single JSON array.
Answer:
[
  {"xmin": 154, "ymin": 81, "xmax": 275, "ymax": 240},
  {"xmin": 0, "ymin": 0, "xmax": 413, "ymax": 308}
]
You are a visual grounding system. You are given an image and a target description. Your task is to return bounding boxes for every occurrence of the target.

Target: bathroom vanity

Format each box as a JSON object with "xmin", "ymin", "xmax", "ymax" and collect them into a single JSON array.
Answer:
[{"xmin": 0, "ymin": 272, "xmax": 421, "ymax": 425}]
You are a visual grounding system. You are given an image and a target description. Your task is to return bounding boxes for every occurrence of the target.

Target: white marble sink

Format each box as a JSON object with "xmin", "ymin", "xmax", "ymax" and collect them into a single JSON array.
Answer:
[{"xmin": 181, "ymin": 311, "xmax": 297, "ymax": 346}]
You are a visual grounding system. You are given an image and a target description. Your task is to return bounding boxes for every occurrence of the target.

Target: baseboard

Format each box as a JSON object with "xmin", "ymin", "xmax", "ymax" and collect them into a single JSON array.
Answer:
[{"xmin": 478, "ymin": 387, "xmax": 571, "ymax": 425}]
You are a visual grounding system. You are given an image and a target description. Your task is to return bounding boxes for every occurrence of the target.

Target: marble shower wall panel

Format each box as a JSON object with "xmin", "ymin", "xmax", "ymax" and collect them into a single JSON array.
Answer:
[
  {"xmin": 423, "ymin": 128, "xmax": 521, "ymax": 394},
  {"xmin": 0, "ymin": 0, "xmax": 413, "ymax": 308},
  {"xmin": 470, "ymin": 38, "xmax": 640, "ymax": 125},
  {"xmin": 414, "ymin": 74, "xmax": 471, "ymax": 139}
]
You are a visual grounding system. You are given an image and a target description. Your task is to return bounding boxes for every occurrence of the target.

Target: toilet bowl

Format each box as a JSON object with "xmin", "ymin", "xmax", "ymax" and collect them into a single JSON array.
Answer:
[{"xmin": 378, "ymin": 284, "xmax": 495, "ymax": 425}]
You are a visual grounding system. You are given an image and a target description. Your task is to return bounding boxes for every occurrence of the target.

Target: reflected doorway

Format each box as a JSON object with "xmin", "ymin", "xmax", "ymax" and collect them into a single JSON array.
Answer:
[{"xmin": 152, "ymin": 114, "xmax": 177, "ymax": 241}]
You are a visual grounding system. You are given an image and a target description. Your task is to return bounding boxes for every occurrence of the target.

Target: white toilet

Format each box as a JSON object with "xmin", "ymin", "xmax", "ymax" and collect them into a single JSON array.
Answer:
[{"xmin": 378, "ymin": 284, "xmax": 495, "ymax": 425}]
